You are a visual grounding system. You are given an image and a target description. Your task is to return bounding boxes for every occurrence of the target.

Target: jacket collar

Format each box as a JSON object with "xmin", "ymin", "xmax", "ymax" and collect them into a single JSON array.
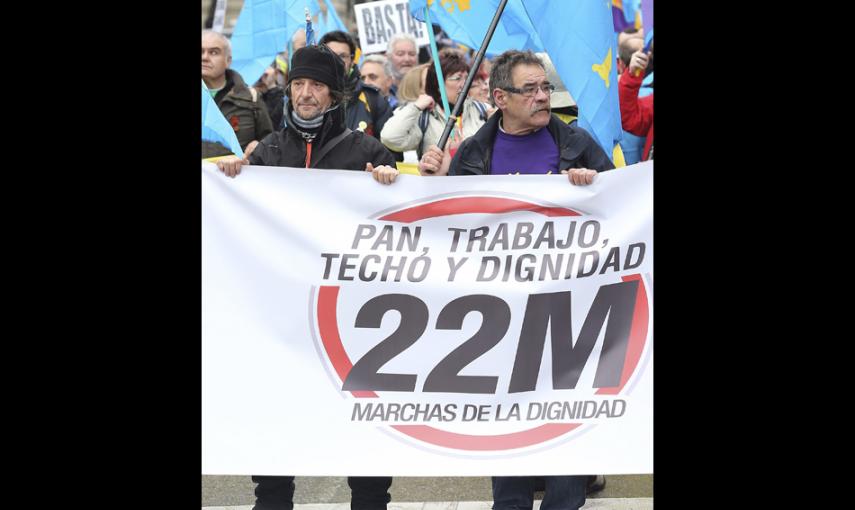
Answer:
[
  {"xmin": 459, "ymin": 109, "xmax": 575, "ymax": 173},
  {"xmin": 284, "ymin": 100, "xmax": 347, "ymax": 147},
  {"xmin": 221, "ymin": 69, "xmax": 253, "ymax": 102}
]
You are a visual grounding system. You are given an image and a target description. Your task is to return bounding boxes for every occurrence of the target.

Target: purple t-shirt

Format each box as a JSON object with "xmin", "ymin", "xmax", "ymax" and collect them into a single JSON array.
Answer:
[{"xmin": 490, "ymin": 126, "xmax": 559, "ymax": 175}]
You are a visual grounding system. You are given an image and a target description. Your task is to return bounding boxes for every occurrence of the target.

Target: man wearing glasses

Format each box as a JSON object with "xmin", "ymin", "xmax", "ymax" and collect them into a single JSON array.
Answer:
[
  {"xmin": 320, "ymin": 31, "xmax": 392, "ymax": 141},
  {"xmin": 414, "ymin": 50, "xmax": 613, "ymax": 185},
  {"xmin": 386, "ymin": 34, "xmax": 419, "ymax": 86},
  {"xmin": 402, "ymin": 50, "xmax": 614, "ymax": 510},
  {"xmin": 369, "ymin": 50, "xmax": 615, "ymax": 508}
]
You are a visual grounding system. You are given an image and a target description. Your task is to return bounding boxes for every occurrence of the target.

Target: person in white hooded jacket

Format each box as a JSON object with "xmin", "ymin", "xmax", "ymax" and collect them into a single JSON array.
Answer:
[{"xmin": 380, "ymin": 50, "xmax": 493, "ymax": 160}]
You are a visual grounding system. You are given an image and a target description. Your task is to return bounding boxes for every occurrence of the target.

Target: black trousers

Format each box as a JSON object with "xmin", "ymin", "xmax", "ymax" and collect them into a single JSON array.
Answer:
[{"xmin": 251, "ymin": 475, "xmax": 392, "ymax": 510}]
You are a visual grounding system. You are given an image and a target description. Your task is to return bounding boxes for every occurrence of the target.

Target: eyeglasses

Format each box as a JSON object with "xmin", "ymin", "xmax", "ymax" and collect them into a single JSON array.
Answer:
[
  {"xmin": 446, "ymin": 74, "xmax": 466, "ymax": 82},
  {"xmin": 502, "ymin": 83, "xmax": 555, "ymax": 97}
]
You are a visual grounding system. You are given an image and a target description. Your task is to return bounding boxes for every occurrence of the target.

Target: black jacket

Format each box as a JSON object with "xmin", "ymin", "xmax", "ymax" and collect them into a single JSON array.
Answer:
[
  {"xmin": 345, "ymin": 80, "xmax": 392, "ymax": 141},
  {"xmin": 449, "ymin": 111, "xmax": 615, "ymax": 175},
  {"xmin": 248, "ymin": 101, "xmax": 395, "ymax": 170},
  {"xmin": 261, "ymin": 86, "xmax": 285, "ymax": 130}
]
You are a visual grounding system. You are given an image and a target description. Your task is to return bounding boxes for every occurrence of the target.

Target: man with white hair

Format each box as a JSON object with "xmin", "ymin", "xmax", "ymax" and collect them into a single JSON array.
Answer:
[
  {"xmin": 360, "ymin": 53, "xmax": 397, "ymax": 108},
  {"xmin": 202, "ymin": 29, "xmax": 273, "ymax": 158},
  {"xmin": 385, "ymin": 33, "xmax": 418, "ymax": 92}
]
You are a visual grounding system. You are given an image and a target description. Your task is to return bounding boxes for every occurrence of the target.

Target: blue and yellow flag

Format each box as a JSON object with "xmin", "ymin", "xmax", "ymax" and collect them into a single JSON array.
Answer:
[
  {"xmin": 409, "ymin": 0, "xmax": 543, "ymax": 56},
  {"xmin": 230, "ymin": 0, "xmax": 321, "ymax": 87},
  {"xmin": 612, "ymin": 0, "xmax": 642, "ymax": 32},
  {"xmin": 202, "ymin": 80, "xmax": 244, "ymax": 159},
  {"xmin": 642, "ymin": 0, "xmax": 654, "ymax": 35},
  {"xmin": 520, "ymin": 0, "xmax": 623, "ymax": 159},
  {"xmin": 408, "ymin": 0, "xmax": 624, "ymax": 160}
]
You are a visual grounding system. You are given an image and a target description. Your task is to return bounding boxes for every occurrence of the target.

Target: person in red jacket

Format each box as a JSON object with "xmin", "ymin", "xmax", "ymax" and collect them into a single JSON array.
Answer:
[{"xmin": 619, "ymin": 44, "xmax": 654, "ymax": 160}]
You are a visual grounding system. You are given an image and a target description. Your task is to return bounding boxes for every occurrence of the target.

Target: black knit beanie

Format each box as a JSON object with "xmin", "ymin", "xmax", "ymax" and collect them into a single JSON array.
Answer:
[{"xmin": 287, "ymin": 45, "xmax": 345, "ymax": 94}]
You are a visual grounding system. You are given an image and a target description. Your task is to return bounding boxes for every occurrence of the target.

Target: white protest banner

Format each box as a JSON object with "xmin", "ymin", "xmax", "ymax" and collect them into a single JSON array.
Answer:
[
  {"xmin": 202, "ymin": 161, "xmax": 653, "ymax": 476},
  {"xmin": 354, "ymin": 0, "xmax": 430, "ymax": 54}
]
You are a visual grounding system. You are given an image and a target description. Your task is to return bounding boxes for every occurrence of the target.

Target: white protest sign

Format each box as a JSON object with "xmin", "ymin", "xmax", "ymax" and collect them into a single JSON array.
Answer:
[
  {"xmin": 354, "ymin": 0, "xmax": 430, "ymax": 54},
  {"xmin": 202, "ymin": 161, "xmax": 653, "ymax": 476}
]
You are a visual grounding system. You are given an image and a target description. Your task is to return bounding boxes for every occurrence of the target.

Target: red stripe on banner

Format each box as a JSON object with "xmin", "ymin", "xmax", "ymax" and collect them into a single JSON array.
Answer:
[
  {"xmin": 392, "ymin": 423, "xmax": 582, "ymax": 451},
  {"xmin": 378, "ymin": 197, "xmax": 581, "ymax": 223},
  {"xmin": 317, "ymin": 286, "xmax": 377, "ymax": 398},
  {"xmin": 597, "ymin": 274, "xmax": 649, "ymax": 395}
]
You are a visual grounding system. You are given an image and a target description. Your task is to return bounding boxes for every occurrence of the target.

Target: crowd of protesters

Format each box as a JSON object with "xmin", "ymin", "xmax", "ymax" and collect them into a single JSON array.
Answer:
[{"xmin": 203, "ymin": 26, "xmax": 653, "ymax": 166}]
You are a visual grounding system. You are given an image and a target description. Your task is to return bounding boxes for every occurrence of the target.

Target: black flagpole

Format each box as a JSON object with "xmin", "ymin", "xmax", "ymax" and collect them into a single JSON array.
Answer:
[{"xmin": 435, "ymin": 0, "xmax": 510, "ymax": 152}]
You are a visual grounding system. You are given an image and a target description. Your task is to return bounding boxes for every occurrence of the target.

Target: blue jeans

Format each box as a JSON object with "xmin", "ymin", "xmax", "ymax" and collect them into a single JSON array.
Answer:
[
  {"xmin": 251, "ymin": 475, "xmax": 392, "ymax": 510},
  {"xmin": 492, "ymin": 476, "xmax": 586, "ymax": 510}
]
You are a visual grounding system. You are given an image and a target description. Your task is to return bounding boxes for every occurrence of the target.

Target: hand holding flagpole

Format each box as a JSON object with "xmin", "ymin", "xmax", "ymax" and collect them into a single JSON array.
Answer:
[
  {"xmin": 632, "ymin": 37, "xmax": 652, "ymax": 77},
  {"xmin": 630, "ymin": 45, "xmax": 650, "ymax": 78},
  {"xmin": 435, "ymin": 0, "xmax": 510, "ymax": 152}
]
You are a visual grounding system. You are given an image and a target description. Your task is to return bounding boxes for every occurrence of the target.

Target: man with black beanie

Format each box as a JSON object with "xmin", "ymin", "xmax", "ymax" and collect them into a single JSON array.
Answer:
[
  {"xmin": 214, "ymin": 44, "xmax": 398, "ymax": 510},
  {"xmin": 217, "ymin": 44, "xmax": 396, "ymax": 176}
]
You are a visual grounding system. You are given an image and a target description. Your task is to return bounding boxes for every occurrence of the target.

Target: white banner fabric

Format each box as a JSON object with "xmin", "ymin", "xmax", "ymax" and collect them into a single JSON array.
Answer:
[
  {"xmin": 202, "ymin": 161, "xmax": 653, "ymax": 476},
  {"xmin": 354, "ymin": 0, "xmax": 430, "ymax": 54}
]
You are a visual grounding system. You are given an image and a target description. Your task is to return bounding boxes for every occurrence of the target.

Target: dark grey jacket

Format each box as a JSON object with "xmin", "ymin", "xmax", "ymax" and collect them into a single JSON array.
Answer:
[
  {"xmin": 449, "ymin": 111, "xmax": 615, "ymax": 175},
  {"xmin": 249, "ymin": 101, "xmax": 395, "ymax": 170}
]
